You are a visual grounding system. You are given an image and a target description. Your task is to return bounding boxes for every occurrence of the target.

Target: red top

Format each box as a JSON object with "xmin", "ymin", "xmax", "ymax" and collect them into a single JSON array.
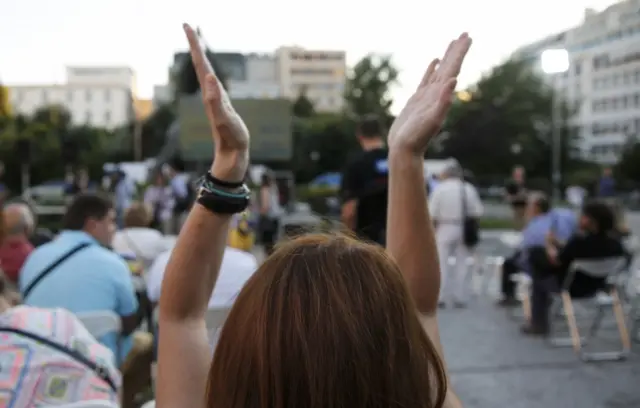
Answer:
[{"xmin": 0, "ymin": 237, "xmax": 34, "ymax": 283}]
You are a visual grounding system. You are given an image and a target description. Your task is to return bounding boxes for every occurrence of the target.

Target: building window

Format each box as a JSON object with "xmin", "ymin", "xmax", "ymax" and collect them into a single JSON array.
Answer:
[
  {"xmin": 85, "ymin": 111, "xmax": 91, "ymax": 124},
  {"xmin": 86, "ymin": 90, "xmax": 91, "ymax": 102},
  {"xmin": 67, "ymin": 90, "xmax": 74, "ymax": 103},
  {"xmin": 42, "ymin": 90, "xmax": 48, "ymax": 104},
  {"xmin": 104, "ymin": 90, "xmax": 110, "ymax": 102},
  {"xmin": 104, "ymin": 111, "xmax": 111, "ymax": 123}
]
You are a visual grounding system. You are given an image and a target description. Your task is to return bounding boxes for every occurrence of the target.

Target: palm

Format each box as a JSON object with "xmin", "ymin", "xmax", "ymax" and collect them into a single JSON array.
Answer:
[
  {"xmin": 183, "ymin": 24, "xmax": 249, "ymax": 153},
  {"xmin": 388, "ymin": 34, "xmax": 472, "ymax": 154}
]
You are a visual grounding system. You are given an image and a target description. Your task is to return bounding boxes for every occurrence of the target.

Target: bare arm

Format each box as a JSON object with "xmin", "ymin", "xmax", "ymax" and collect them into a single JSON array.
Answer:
[
  {"xmin": 260, "ymin": 186, "xmax": 270, "ymax": 214},
  {"xmin": 156, "ymin": 24, "xmax": 250, "ymax": 408},
  {"xmin": 386, "ymin": 33, "xmax": 472, "ymax": 408}
]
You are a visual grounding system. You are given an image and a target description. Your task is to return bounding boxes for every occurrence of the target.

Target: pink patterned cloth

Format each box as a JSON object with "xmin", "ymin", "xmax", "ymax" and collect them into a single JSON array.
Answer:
[{"xmin": 0, "ymin": 306, "xmax": 121, "ymax": 407}]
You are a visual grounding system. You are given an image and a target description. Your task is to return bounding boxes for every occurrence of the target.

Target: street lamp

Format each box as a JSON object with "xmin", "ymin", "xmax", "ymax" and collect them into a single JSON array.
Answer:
[{"xmin": 541, "ymin": 48, "xmax": 570, "ymax": 203}]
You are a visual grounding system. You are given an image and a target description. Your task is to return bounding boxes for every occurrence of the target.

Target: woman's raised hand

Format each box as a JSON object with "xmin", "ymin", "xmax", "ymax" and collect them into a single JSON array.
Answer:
[
  {"xmin": 183, "ymin": 23, "xmax": 249, "ymax": 181},
  {"xmin": 388, "ymin": 33, "xmax": 472, "ymax": 156}
]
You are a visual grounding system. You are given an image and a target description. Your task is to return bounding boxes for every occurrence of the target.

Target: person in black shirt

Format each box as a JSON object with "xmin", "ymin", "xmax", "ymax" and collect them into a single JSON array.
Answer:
[
  {"xmin": 340, "ymin": 115, "xmax": 389, "ymax": 245},
  {"xmin": 523, "ymin": 200, "xmax": 625, "ymax": 335}
]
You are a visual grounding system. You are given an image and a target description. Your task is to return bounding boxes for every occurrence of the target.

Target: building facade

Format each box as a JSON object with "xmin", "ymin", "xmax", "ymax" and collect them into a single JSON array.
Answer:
[
  {"xmin": 514, "ymin": 0, "xmax": 640, "ymax": 164},
  {"xmin": 8, "ymin": 66, "xmax": 135, "ymax": 130},
  {"xmin": 275, "ymin": 46, "xmax": 346, "ymax": 113},
  {"xmin": 162, "ymin": 46, "xmax": 346, "ymax": 113}
]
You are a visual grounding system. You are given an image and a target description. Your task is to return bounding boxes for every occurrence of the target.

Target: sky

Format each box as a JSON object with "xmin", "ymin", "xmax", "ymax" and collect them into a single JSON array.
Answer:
[{"xmin": 0, "ymin": 0, "xmax": 620, "ymax": 113}]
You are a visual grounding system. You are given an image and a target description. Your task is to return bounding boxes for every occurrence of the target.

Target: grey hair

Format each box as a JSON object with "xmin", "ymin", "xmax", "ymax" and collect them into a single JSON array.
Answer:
[
  {"xmin": 5, "ymin": 203, "xmax": 34, "ymax": 235},
  {"xmin": 442, "ymin": 159, "xmax": 463, "ymax": 178}
]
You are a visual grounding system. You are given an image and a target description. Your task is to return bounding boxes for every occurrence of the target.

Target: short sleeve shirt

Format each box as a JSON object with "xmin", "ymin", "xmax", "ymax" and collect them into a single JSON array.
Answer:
[
  {"xmin": 0, "ymin": 306, "xmax": 121, "ymax": 407},
  {"xmin": 340, "ymin": 148, "xmax": 389, "ymax": 243},
  {"xmin": 19, "ymin": 231, "xmax": 139, "ymax": 364}
]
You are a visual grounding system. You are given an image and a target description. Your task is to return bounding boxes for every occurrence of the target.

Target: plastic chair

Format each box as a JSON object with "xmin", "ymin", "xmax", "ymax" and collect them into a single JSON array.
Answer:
[
  {"xmin": 548, "ymin": 257, "xmax": 631, "ymax": 361},
  {"xmin": 141, "ymin": 401, "xmax": 156, "ymax": 408},
  {"xmin": 76, "ymin": 311, "xmax": 122, "ymax": 339}
]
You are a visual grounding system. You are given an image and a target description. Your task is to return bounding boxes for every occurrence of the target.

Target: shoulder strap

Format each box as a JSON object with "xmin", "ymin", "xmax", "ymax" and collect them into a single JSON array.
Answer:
[
  {"xmin": 0, "ymin": 326, "xmax": 118, "ymax": 393},
  {"xmin": 22, "ymin": 242, "xmax": 91, "ymax": 300},
  {"xmin": 460, "ymin": 181, "xmax": 468, "ymax": 218}
]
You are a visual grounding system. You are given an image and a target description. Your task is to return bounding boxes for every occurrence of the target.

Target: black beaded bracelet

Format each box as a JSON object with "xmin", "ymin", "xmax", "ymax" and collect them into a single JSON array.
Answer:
[{"xmin": 206, "ymin": 171, "xmax": 244, "ymax": 189}]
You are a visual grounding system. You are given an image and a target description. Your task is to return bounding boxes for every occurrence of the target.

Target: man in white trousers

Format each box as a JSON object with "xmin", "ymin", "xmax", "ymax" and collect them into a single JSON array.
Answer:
[{"xmin": 429, "ymin": 160, "xmax": 483, "ymax": 308}]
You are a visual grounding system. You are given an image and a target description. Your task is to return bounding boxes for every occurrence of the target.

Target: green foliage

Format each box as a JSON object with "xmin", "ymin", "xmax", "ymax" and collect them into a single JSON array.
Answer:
[
  {"xmin": 0, "ymin": 84, "xmax": 10, "ymax": 118},
  {"xmin": 292, "ymin": 87, "xmax": 315, "ymax": 118},
  {"xmin": 343, "ymin": 55, "xmax": 398, "ymax": 126},
  {"xmin": 0, "ymin": 105, "xmax": 117, "ymax": 194},
  {"xmin": 441, "ymin": 59, "xmax": 586, "ymax": 181},
  {"xmin": 616, "ymin": 141, "xmax": 640, "ymax": 183}
]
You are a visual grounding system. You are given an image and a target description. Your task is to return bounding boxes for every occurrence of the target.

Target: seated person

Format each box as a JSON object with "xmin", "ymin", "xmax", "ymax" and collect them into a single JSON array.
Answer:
[
  {"xmin": 0, "ymin": 274, "xmax": 121, "ymax": 406},
  {"xmin": 147, "ymin": 239, "xmax": 258, "ymax": 352},
  {"xmin": 147, "ymin": 243, "xmax": 258, "ymax": 310},
  {"xmin": 112, "ymin": 202, "xmax": 169, "ymax": 268},
  {"xmin": 522, "ymin": 200, "xmax": 625, "ymax": 335},
  {"xmin": 0, "ymin": 203, "xmax": 35, "ymax": 286},
  {"xmin": 227, "ymin": 210, "xmax": 255, "ymax": 252},
  {"xmin": 19, "ymin": 193, "xmax": 153, "ymax": 408},
  {"xmin": 498, "ymin": 192, "xmax": 576, "ymax": 306}
]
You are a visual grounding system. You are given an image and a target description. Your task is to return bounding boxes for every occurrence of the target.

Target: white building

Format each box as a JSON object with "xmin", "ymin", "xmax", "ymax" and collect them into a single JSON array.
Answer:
[
  {"xmin": 8, "ymin": 66, "xmax": 135, "ymax": 130},
  {"xmin": 514, "ymin": 0, "xmax": 640, "ymax": 164},
  {"xmin": 275, "ymin": 46, "xmax": 346, "ymax": 113},
  {"xmin": 159, "ymin": 46, "xmax": 347, "ymax": 113}
]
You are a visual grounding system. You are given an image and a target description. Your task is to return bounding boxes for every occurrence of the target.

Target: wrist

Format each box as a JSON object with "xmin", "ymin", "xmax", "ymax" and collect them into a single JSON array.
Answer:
[
  {"xmin": 389, "ymin": 149, "xmax": 424, "ymax": 169},
  {"xmin": 210, "ymin": 151, "xmax": 248, "ymax": 182}
]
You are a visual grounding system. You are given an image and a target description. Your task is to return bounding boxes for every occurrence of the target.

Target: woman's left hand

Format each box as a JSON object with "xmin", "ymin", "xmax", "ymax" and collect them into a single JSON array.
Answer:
[
  {"xmin": 183, "ymin": 24, "xmax": 250, "ymax": 181},
  {"xmin": 388, "ymin": 33, "xmax": 472, "ymax": 156}
]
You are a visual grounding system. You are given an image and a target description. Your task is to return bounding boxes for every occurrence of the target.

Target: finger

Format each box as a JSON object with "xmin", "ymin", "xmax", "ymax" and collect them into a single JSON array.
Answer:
[
  {"xmin": 433, "ymin": 78, "xmax": 458, "ymax": 120},
  {"xmin": 203, "ymin": 74, "xmax": 225, "ymax": 121},
  {"xmin": 439, "ymin": 34, "xmax": 472, "ymax": 80},
  {"xmin": 418, "ymin": 59, "xmax": 439, "ymax": 89},
  {"xmin": 432, "ymin": 39, "xmax": 456, "ymax": 82},
  {"xmin": 183, "ymin": 23, "xmax": 213, "ymax": 88}
]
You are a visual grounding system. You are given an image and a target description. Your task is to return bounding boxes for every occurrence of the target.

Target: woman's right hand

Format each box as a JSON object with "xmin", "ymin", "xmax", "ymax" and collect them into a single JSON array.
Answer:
[{"xmin": 183, "ymin": 24, "xmax": 250, "ymax": 182}]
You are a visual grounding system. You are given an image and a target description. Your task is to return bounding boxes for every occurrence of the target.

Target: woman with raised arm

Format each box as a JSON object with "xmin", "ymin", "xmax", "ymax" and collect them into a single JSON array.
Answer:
[{"xmin": 157, "ymin": 23, "xmax": 471, "ymax": 408}]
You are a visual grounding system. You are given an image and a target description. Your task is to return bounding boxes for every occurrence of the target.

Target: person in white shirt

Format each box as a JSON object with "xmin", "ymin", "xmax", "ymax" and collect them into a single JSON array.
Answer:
[
  {"xmin": 429, "ymin": 160, "xmax": 483, "ymax": 308},
  {"xmin": 146, "ymin": 246, "xmax": 258, "ymax": 308},
  {"xmin": 144, "ymin": 172, "xmax": 175, "ymax": 233},
  {"xmin": 112, "ymin": 202, "xmax": 170, "ymax": 268}
]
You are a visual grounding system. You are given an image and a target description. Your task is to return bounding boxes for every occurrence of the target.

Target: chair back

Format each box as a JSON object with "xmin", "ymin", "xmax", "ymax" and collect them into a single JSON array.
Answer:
[
  {"xmin": 44, "ymin": 400, "xmax": 120, "ymax": 408},
  {"xmin": 76, "ymin": 311, "xmax": 122, "ymax": 339},
  {"xmin": 141, "ymin": 401, "xmax": 156, "ymax": 408},
  {"xmin": 570, "ymin": 257, "xmax": 627, "ymax": 279}
]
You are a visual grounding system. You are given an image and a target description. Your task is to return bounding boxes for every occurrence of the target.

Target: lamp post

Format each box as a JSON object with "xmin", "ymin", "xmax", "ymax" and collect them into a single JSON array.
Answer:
[{"xmin": 541, "ymin": 48, "xmax": 570, "ymax": 203}]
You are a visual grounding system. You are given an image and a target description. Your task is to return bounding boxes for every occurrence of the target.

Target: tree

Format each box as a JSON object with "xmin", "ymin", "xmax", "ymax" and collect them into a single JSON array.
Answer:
[
  {"xmin": 343, "ymin": 55, "xmax": 398, "ymax": 125},
  {"xmin": 0, "ymin": 84, "xmax": 10, "ymax": 118},
  {"xmin": 440, "ymin": 59, "xmax": 587, "ymax": 188},
  {"xmin": 292, "ymin": 87, "xmax": 315, "ymax": 118},
  {"xmin": 616, "ymin": 141, "xmax": 640, "ymax": 183}
]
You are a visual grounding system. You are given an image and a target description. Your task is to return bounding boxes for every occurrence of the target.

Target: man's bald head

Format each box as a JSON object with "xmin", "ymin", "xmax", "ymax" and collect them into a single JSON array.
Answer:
[{"xmin": 4, "ymin": 203, "xmax": 34, "ymax": 236}]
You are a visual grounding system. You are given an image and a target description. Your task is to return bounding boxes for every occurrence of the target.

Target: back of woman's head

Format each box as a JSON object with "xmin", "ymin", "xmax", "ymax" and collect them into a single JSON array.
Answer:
[{"xmin": 207, "ymin": 233, "xmax": 447, "ymax": 408}]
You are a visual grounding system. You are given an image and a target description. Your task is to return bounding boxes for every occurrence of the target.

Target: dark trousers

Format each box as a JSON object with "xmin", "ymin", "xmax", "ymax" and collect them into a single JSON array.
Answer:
[
  {"xmin": 501, "ymin": 251, "xmax": 521, "ymax": 299},
  {"xmin": 529, "ymin": 247, "xmax": 558, "ymax": 328}
]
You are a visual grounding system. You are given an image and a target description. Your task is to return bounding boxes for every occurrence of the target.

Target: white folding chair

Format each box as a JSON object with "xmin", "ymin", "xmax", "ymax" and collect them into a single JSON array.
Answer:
[
  {"xmin": 141, "ymin": 400, "xmax": 156, "ymax": 408},
  {"xmin": 76, "ymin": 311, "xmax": 122, "ymax": 360},
  {"xmin": 547, "ymin": 257, "xmax": 631, "ymax": 362},
  {"xmin": 76, "ymin": 311, "xmax": 122, "ymax": 339},
  {"xmin": 46, "ymin": 400, "xmax": 119, "ymax": 408}
]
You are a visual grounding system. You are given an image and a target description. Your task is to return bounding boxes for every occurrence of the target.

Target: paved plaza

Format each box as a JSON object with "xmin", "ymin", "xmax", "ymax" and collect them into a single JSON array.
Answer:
[{"xmin": 443, "ymin": 229, "xmax": 640, "ymax": 408}]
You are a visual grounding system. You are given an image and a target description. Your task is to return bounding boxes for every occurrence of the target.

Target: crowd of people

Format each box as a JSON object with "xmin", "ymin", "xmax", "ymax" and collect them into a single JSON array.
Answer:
[{"xmin": 0, "ymin": 22, "xmax": 635, "ymax": 408}]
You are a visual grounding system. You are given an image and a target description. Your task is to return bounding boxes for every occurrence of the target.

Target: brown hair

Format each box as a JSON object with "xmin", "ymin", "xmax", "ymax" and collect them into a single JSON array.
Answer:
[
  {"xmin": 124, "ymin": 202, "xmax": 153, "ymax": 228},
  {"xmin": 207, "ymin": 233, "xmax": 447, "ymax": 408}
]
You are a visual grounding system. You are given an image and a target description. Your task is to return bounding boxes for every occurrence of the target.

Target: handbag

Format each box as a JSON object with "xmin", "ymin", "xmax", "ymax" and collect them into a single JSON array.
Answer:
[{"xmin": 461, "ymin": 182, "xmax": 479, "ymax": 248}]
